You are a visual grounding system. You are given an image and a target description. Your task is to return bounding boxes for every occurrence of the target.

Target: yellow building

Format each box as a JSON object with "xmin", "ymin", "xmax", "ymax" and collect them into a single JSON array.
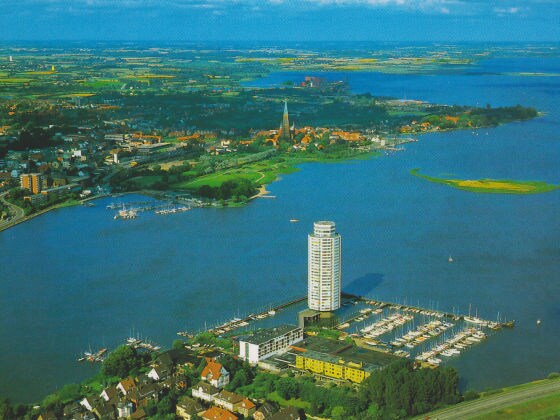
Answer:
[
  {"xmin": 295, "ymin": 350, "xmax": 375, "ymax": 383},
  {"xmin": 20, "ymin": 173, "xmax": 45, "ymax": 194}
]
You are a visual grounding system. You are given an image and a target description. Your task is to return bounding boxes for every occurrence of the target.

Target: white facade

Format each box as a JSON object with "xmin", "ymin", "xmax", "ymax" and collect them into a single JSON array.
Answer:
[
  {"xmin": 192, "ymin": 383, "xmax": 219, "ymax": 403},
  {"xmin": 239, "ymin": 325, "xmax": 303, "ymax": 364},
  {"xmin": 308, "ymin": 221, "xmax": 341, "ymax": 311}
]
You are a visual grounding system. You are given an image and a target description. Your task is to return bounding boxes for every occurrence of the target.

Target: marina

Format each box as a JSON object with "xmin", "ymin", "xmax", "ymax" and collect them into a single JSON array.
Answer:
[
  {"xmin": 107, "ymin": 197, "xmax": 203, "ymax": 220},
  {"xmin": 178, "ymin": 292, "xmax": 512, "ymax": 370},
  {"xmin": 331, "ymin": 297, "xmax": 514, "ymax": 367},
  {"xmin": 77, "ymin": 348, "xmax": 107, "ymax": 364},
  {"xmin": 124, "ymin": 329, "xmax": 162, "ymax": 353},
  {"xmin": 126, "ymin": 338, "xmax": 161, "ymax": 352},
  {"xmin": 177, "ymin": 296, "xmax": 307, "ymax": 338}
]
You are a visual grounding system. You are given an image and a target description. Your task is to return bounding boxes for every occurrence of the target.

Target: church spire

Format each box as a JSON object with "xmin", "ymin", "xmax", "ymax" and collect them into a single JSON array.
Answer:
[{"xmin": 280, "ymin": 99, "xmax": 291, "ymax": 141}]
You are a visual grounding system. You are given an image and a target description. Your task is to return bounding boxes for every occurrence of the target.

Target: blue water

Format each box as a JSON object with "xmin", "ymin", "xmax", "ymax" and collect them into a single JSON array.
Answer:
[{"xmin": 1, "ymin": 55, "xmax": 560, "ymax": 402}]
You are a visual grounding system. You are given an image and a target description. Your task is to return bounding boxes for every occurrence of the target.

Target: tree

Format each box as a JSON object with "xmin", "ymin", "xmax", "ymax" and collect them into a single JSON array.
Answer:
[
  {"xmin": 0, "ymin": 398, "xmax": 14, "ymax": 419},
  {"xmin": 331, "ymin": 406, "xmax": 346, "ymax": 420},
  {"xmin": 156, "ymin": 395, "xmax": 175, "ymax": 414},
  {"xmin": 360, "ymin": 359, "xmax": 460, "ymax": 417},
  {"xmin": 276, "ymin": 377, "xmax": 299, "ymax": 400},
  {"xmin": 463, "ymin": 390, "xmax": 480, "ymax": 401},
  {"xmin": 41, "ymin": 394, "xmax": 63, "ymax": 417},
  {"xmin": 195, "ymin": 357, "xmax": 207, "ymax": 376},
  {"xmin": 102, "ymin": 345, "xmax": 142, "ymax": 378},
  {"xmin": 172, "ymin": 339, "xmax": 185, "ymax": 350},
  {"xmin": 228, "ymin": 369, "xmax": 249, "ymax": 391},
  {"xmin": 58, "ymin": 383, "xmax": 82, "ymax": 403}
]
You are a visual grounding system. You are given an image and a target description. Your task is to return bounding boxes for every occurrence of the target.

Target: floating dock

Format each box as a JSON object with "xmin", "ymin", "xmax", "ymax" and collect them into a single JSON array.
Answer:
[{"xmin": 177, "ymin": 296, "xmax": 306, "ymax": 338}]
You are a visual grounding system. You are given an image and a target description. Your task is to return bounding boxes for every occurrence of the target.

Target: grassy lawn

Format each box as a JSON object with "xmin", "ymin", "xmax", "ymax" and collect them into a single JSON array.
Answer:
[
  {"xmin": 174, "ymin": 159, "xmax": 301, "ymax": 190},
  {"xmin": 482, "ymin": 379, "xmax": 550, "ymax": 396},
  {"xmin": 267, "ymin": 391, "xmax": 311, "ymax": 410},
  {"xmin": 55, "ymin": 199, "xmax": 82, "ymax": 209},
  {"xmin": 180, "ymin": 170, "xmax": 263, "ymax": 189},
  {"xmin": 473, "ymin": 391, "xmax": 560, "ymax": 419}
]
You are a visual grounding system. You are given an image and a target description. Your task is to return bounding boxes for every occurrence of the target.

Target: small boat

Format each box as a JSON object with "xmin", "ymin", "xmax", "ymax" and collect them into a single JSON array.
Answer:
[
  {"xmin": 290, "ymin": 219, "xmax": 299, "ymax": 223},
  {"xmin": 448, "ymin": 255, "xmax": 454, "ymax": 263},
  {"xmin": 537, "ymin": 319, "xmax": 541, "ymax": 326}
]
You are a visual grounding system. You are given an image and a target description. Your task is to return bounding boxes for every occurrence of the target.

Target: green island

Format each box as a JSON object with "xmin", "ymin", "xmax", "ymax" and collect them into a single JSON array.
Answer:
[{"xmin": 410, "ymin": 169, "xmax": 560, "ymax": 195}]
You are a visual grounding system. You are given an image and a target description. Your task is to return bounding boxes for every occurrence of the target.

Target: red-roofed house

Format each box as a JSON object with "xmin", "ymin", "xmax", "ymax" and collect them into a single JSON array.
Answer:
[
  {"xmin": 238, "ymin": 398, "xmax": 256, "ymax": 417},
  {"xmin": 201, "ymin": 361, "xmax": 230, "ymax": 388},
  {"xmin": 201, "ymin": 406, "xmax": 238, "ymax": 420}
]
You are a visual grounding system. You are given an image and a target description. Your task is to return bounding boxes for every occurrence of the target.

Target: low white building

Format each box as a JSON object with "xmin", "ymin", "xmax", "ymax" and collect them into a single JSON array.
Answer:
[
  {"xmin": 147, "ymin": 366, "xmax": 169, "ymax": 381},
  {"xmin": 117, "ymin": 402, "xmax": 134, "ymax": 418},
  {"xmin": 191, "ymin": 381, "xmax": 219, "ymax": 403},
  {"xmin": 238, "ymin": 325, "xmax": 303, "ymax": 365}
]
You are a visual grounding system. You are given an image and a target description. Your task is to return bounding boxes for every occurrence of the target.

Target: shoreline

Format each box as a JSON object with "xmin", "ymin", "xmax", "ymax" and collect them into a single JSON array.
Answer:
[{"xmin": 0, "ymin": 121, "xmax": 534, "ymax": 234}]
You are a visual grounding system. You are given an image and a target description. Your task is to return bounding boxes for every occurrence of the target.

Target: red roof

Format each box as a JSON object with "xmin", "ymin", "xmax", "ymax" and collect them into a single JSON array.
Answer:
[
  {"xmin": 202, "ymin": 361, "xmax": 224, "ymax": 381},
  {"xmin": 201, "ymin": 406, "xmax": 237, "ymax": 420},
  {"xmin": 241, "ymin": 398, "xmax": 256, "ymax": 409}
]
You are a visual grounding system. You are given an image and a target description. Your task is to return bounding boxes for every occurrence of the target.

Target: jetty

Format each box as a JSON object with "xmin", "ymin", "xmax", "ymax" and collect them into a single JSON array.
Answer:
[
  {"xmin": 77, "ymin": 348, "xmax": 107, "ymax": 363},
  {"xmin": 177, "ymin": 296, "xmax": 306, "ymax": 338},
  {"xmin": 125, "ymin": 336, "xmax": 161, "ymax": 352}
]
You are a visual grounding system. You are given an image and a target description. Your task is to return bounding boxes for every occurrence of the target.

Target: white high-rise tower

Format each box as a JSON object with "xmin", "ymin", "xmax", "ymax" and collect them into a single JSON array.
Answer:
[{"xmin": 308, "ymin": 221, "xmax": 341, "ymax": 311}]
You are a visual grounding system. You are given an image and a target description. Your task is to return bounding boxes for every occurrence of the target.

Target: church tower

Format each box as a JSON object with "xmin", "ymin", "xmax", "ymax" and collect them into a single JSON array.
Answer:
[{"xmin": 279, "ymin": 99, "xmax": 291, "ymax": 141}]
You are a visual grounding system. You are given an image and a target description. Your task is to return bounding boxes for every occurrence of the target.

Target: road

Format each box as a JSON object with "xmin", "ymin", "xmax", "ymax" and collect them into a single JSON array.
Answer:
[
  {"xmin": 0, "ymin": 191, "xmax": 25, "ymax": 231},
  {"xmin": 421, "ymin": 379, "xmax": 560, "ymax": 419}
]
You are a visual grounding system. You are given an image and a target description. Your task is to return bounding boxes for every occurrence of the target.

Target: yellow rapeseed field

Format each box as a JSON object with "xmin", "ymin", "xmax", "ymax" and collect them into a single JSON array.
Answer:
[{"xmin": 455, "ymin": 180, "xmax": 536, "ymax": 193}]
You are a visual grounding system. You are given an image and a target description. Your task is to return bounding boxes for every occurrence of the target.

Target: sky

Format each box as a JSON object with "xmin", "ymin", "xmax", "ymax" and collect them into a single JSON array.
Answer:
[{"xmin": 0, "ymin": 0, "xmax": 559, "ymax": 42}]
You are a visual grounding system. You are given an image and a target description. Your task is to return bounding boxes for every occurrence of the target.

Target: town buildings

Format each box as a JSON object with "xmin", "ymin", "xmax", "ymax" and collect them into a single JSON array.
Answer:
[
  {"xmin": 238, "ymin": 325, "xmax": 303, "ymax": 365},
  {"xmin": 308, "ymin": 221, "xmax": 342, "ymax": 312},
  {"xmin": 20, "ymin": 173, "xmax": 45, "ymax": 194},
  {"xmin": 295, "ymin": 350, "xmax": 375, "ymax": 384}
]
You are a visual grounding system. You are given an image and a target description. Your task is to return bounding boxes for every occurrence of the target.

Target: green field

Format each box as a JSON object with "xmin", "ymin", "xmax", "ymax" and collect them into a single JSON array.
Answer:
[
  {"xmin": 411, "ymin": 168, "xmax": 560, "ymax": 194},
  {"xmin": 473, "ymin": 391, "xmax": 560, "ymax": 419},
  {"xmin": 83, "ymin": 79, "xmax": 122, "ymax": 89},
  {"xmin": 0, "ymin": 78, "xmax": 33, "ymax": 83},
  {"xmin": 175, "ymin": 160, "xmax": 300, "ymax": 190},
  {"xmin": 129, "ymin": 175, "xmax": 163, "ymax": 188}
]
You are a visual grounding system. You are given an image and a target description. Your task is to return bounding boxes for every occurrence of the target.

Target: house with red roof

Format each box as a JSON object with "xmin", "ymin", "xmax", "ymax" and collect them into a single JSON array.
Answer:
[
  {"xmin": 200, "ymin": 406, "xmax": 238, "ymax": 420},
  {"xmin": 201, "ymin": 360, "xmax": 230, "ymax": 388}
]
